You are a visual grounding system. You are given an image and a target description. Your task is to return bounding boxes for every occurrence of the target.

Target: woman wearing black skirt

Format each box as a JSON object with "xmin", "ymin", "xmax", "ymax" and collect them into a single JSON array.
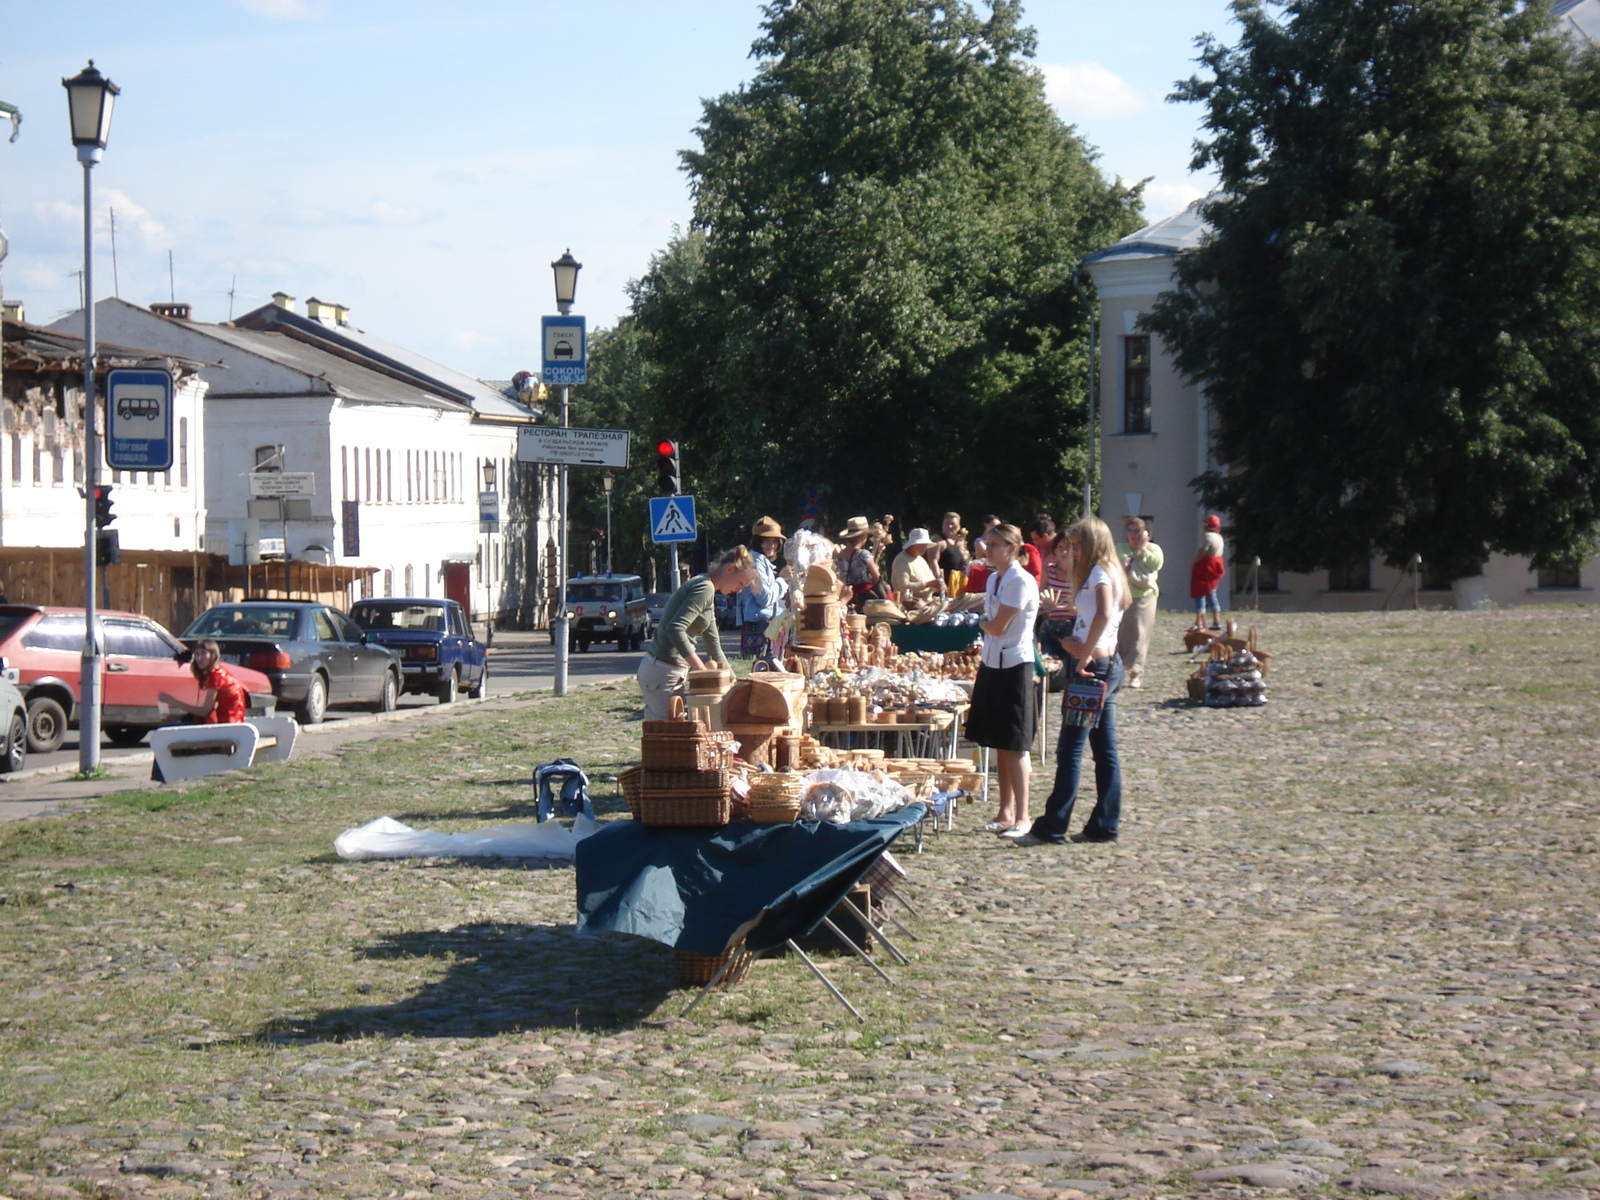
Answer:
[{"xmin": 963, "ymin": 523, "xmax": 1039, "ymax": 836}]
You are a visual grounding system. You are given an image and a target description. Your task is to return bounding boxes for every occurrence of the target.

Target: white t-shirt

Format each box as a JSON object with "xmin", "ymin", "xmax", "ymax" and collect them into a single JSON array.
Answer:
[
  {"xmin": 1071, "ymin": 564, "xmax": 1125, "ymax": 656},
  {"xmin": 980, "ymin": 561, "xmax": 1040, "ymax": 669}
]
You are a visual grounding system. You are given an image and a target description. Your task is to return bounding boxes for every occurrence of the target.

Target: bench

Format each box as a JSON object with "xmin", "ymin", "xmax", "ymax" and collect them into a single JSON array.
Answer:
[{"xmin": 150, "ymin": 716, "xmax": 299, "ymax": 782}]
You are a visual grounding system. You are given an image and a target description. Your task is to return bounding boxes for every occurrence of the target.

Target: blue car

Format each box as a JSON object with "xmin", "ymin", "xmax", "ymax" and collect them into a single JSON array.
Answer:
[{"xmin": 348, "ymin": 598, "xmax": 488, "ymax": 704}]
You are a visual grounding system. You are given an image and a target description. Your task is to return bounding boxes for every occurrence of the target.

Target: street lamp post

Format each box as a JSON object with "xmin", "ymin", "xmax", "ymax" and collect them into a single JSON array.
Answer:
[
  {"xmin": 63, "ymin": 60, "xmax": 118, "ymax": 775},
  {"xmin": 550, "ymin": 251, "xmax": 581, "ymax": 698},
  {"xmin": 601, "ymin": 469, "xmax": 614, "ymax": 575},
  {"xmin": 482, "ymin": 460, "xmax": 497, "ymax": 644}
]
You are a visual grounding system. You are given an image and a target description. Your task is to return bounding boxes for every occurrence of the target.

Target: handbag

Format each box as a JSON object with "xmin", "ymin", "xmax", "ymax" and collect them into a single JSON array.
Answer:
[{"xmin": 1063, "ymin": 675, "xmax": 1107, "ymax": 728}]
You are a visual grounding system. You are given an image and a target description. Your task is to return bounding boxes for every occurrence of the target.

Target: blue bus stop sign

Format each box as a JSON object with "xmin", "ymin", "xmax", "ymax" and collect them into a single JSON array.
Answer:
[{"xmin": 105, "ymin": 368, "xmax": 175, "ymax": 471}]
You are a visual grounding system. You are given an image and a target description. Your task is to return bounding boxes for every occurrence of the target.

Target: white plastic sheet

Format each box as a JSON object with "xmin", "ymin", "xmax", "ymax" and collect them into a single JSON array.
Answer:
[
  {"xmin": 334, "ymin": 814, "xmax": 602, "ymax": 861},
  {"xmin": 800, "ymin": 769, "xmax": 916, "ymax": 825}
]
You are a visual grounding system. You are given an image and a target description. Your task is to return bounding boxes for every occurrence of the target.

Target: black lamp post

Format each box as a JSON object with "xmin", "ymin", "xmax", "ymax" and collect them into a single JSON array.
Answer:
[{"xmin": 63, "ymin": 60, "xmax": 118, "ymax": 774}]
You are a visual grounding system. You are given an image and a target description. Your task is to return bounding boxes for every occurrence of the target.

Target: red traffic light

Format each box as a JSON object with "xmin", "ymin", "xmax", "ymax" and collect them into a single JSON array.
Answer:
[{"xmin": 656, "ymin": 439, "xmax": 677, "ymax": 457}]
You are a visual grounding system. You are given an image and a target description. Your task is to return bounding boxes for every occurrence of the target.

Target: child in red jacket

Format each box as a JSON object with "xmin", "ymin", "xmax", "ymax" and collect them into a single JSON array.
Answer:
[{"xmin": 1190, "ymin": 514, "xmax": 1226, "ymax": 630}]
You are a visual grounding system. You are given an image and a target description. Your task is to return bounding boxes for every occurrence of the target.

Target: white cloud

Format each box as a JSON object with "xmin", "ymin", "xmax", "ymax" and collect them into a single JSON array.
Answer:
[
  {"xmin": 100, "ymin": 189, "xmax": 173, "ymax": 250},
  {"xmin": 370, "ymin": 201, "xmax": 423, "ymax": 226},
  {"xmin": 1040, "ymin": 61, "xmax": 1152, "ymax": 120},
  {"xmin": 238, "ymin": 0, "xmax": 325, "ymax": 17},
  {"xmin": 449, "ymin": 329, "xmax": 499, "ymax": 351},
  {"xmin": 1141, "ymin": 179, "xmax": 1211, "ymax": 221}
]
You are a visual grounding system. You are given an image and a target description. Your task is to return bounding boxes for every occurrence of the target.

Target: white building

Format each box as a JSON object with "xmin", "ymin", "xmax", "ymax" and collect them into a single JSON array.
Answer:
[
  {"xmin": 1083, "ymin": 205, "xmax": 1595, "ymax": 610},
  {"xmin": 53, "ymin": 297, "xmax": 550, "ymax": 625}
]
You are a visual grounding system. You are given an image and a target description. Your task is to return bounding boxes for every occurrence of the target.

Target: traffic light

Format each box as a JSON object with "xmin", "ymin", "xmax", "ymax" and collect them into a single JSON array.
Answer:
[
  {"xmin": 96, "ymin": 529, "xmax": 121, "ymax": 567},
  {"xmin": 92, "ymin": 484, "xmax": 115, "ymax": 529},
  {"xmin": 655, "ymin": 439, "xmax": 680, "ymax": 495}
]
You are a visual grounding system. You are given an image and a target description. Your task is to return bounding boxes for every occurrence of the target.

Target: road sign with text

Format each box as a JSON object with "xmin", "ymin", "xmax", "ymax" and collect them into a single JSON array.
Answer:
[{"xmin": 105, "ymin": 368, "xmax": 174, "ymax": 471}]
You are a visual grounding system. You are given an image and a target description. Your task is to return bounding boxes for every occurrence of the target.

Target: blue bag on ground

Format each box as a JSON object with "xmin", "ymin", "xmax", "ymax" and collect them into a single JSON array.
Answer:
[{"xmin": 534, "ymin": 759, "xmax": 594, "ymax": 821}]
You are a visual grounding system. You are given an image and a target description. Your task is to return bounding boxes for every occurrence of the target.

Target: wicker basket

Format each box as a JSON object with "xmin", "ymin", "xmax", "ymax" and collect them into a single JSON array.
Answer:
[
  {"xmin": 643, "ymin": 767, "xmax": 732, "ymax": 792},
  {"xmin": 642, "ymin": 738, "xmax": 732, "ymax": 771},
  {"xmin": 675, "ymin": 941, "xmax": 754, "ymax": 987},
  {"xmin": 618, "ymin": 764, "xmax": 644, "ymax": 816},
  {"xmin": 638, "ymin": 791, "xmax": 732, "ymax": 828},
  {"xmin": 748, "ymin": 797, "xmax": 802, "ymax": 823}
]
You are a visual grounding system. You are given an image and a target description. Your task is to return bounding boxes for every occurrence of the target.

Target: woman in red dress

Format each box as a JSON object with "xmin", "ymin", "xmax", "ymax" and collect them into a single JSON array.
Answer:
[{"xmin": 158, "ymin": 638, "xmax": 248, "ymax": 724}]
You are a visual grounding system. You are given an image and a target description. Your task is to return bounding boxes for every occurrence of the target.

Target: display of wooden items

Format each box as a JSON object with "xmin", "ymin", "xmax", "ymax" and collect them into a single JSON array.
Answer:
[{"xmin": 1190, "ymin": 632, "xmax": 1271, "ymax": 708}]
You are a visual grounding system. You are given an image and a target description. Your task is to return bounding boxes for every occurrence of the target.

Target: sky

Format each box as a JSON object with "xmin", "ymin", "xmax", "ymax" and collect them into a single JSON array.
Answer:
[{"xmin": 0, "ymin": 0, "xmax": 1240, "ymax": 381}]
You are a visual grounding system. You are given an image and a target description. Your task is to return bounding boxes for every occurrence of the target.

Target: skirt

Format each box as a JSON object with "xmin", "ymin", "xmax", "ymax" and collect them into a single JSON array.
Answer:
[{"xmin": 964, "ymin": 661, "xmax": 1036, "ymax": 752}]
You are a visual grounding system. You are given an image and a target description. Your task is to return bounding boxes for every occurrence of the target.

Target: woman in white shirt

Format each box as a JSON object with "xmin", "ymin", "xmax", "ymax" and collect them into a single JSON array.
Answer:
[
  {"xmin": 1015, "ymin": 516, "xmax": 1131, "ymax": 846},
  {"xmin": 962, "ymin": 523, "xmax": 1040, "ymax": 836}
]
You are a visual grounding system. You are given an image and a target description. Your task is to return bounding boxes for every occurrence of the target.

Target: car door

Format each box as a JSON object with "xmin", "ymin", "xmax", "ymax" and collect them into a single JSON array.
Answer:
[
  {"xmin": 101, "ymin": 618, "xmax": 195, "ymax": 726},
  {"xmin": 310, "ymin": 608, "xmax": 354, "ymax": 702},
  {"xmin": 333, "ymin": 609, "xmax": 388, "ymax": 700},
  {"xmin": 449, "ymin": 602, "xmax": 484, "ymax": 684}
]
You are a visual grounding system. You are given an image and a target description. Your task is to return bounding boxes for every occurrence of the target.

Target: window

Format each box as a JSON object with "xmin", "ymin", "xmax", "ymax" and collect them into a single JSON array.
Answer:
[
  {"xmin": 9, "ymin": 433, "xmax": 19, "ymax": 484},
  {"xmin": 386, "ymin": 450, "xmax": 393, "ymax": 503},
  {"xmin": 105, "ymin": 620, "xmax": 182, "ymax": 658},
  {"xmin": 1537, "ymin": 560, "xmax": 1583, "ymax": 589},
  {"xmin": 341, "ymin": 446, "xmax": 349, "ymax": 502},
  {"xmin": 255, "ymin": 444, "xmax": 284, "ymax": 471},
  {"xmin": 32, "ymin": 435, "xmax": 42, "ymax": 484},
  {"xmin": 384, "ymin": 568, "xmax": 393, "ymax": 597},
  {"xmin": 73, "ymin": 448, "xmax": 83, "ymax": 485},
  {"xmin": 52, "ymin": 447, "xmax": 64, "ymax": 485},
  {"xmin": 404, "ymin": 564, "xmax": 415, "ymax": 594},
  {"xmin": 179, "ymin": 418, "xmax": 189, "ymax": 488},
  {"xmin": 1327, "ymin": 557, "xmax": 1372, "ymax": 591},
  {"xmin": 1123, "ymin": 336, "xmax": 1152, "ymax": 434},
  {"xmin": 365, "ymin": 447, "xmax": 372, "ymax": 503},
  {"xmin": 311, "ymin": 611, "xmax": 341, "ymax": 642},
  {"xmin": 22, "ymin": 614, "xmax": 84, "ymax": 651}
]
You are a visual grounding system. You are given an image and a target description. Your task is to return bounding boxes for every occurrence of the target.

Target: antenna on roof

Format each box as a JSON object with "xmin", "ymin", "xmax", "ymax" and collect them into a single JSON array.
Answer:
[
  {"xmin": 227, "ymin": 275, "xmax": 236, "ymax": 320},
  {"xmin": 168, "ymin": 250, "xmax": 175, "ymax": 303},
  {"xmin": 109, "ymin": 208, "xmax": 120, "ymax": 298}
]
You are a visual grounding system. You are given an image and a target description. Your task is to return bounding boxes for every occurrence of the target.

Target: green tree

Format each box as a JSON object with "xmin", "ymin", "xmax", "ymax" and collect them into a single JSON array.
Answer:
[
  {"xmin": 614, "ymin": 0, "xmax": 1141, "ymax": 533},
  {"xmin": 1147, "ymin": 0, "xmax": 1600, "ymax": 578}
]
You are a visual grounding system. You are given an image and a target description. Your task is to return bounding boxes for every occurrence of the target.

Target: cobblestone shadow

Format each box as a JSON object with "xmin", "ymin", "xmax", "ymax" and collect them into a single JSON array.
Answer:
[{"xmin": 256, "ymin": 922, "xmax": 673, "ymax": 1042}]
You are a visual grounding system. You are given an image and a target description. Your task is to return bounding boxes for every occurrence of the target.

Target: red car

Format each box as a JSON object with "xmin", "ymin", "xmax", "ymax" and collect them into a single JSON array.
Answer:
[{"xmin": 0, "ymin": 605, "xmax": 276, "ymax": 752}]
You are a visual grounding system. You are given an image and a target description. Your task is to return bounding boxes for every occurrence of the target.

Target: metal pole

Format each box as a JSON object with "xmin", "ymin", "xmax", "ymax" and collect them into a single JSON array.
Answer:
[
  {"xmin": 78, "ymin": 152, "xmax": 102, "ymax": 773},
  {"xmin": 604, "ymin": 488, "xmax": 613, "ymax": 575},
  {"xmin": 1072, "ymin": 272, "xmax": 1099, "ymax": 518},
  {"xmin": 553, "ymin": 384, "xmax": 570, "ymax": 696}
]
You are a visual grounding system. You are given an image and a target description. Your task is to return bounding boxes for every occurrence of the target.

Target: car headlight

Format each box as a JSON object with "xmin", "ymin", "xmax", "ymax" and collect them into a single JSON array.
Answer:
[
  {"xmin": 606, "ymin": 609, "xmax": 617, "ymax": 619},
  {"xmin": 565, "ymin": 610, "xmax": 576, "ymax": 620}
]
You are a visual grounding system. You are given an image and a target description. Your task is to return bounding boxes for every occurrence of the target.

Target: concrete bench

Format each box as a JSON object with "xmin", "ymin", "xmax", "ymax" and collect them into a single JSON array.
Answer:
[{"xmin": 150, "ymin": 716, "xmax": 299, "ymax": 782}]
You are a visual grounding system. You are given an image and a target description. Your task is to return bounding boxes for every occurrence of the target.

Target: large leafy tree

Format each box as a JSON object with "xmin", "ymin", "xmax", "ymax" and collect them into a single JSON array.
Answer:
[
  {"xmin": 612, "ymin": 0, "xmax": 1141, "ymax": 532},
  {"xmin": 1147, "ymin": 0, "xmax": 1600, "ymax": 578}
]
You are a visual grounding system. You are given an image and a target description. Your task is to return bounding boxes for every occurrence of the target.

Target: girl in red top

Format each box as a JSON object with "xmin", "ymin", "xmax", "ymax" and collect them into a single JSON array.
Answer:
[{"xmin": 158, "ymin": 638, "xmax": 249, "ymax": 724}]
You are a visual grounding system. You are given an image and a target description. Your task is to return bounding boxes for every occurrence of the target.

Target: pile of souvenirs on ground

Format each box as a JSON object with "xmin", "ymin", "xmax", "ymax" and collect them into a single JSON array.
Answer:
[{"xmin": 1184, "ymin": 620, "xmax": 1274, "ymax": 708}]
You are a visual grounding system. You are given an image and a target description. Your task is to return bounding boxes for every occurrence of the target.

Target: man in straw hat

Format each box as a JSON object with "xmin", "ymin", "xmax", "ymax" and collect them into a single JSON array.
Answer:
[
  {"xmin": 835, "ymin": 516, "xmax": 882, "ymax": 612},
  {"xmin": 738, "ymin": 516, "xmax": 788, "ymax": 662}
]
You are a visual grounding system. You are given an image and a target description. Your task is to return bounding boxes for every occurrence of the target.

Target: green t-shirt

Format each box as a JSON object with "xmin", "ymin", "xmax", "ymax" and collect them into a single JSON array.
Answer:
[{"xmin": 648, "ymin": 575, "xmax": 728, "ymax": 668}]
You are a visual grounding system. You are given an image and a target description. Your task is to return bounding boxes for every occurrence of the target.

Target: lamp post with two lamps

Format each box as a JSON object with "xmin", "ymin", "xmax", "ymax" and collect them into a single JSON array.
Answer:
[
  {"xmin": 63, "ymin": 60, "xmax": 118, "ymax": 774},
  {"xmin": 550, "ymin": 251, "xmax": 580, "ymax": 698}
]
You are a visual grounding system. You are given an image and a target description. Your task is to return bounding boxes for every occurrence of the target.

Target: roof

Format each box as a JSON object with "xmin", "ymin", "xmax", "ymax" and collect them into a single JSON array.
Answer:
[
  {"xmin": 3, "ymin": 317, "xmax": 212, "ymax": 374},
  {"xmin": 233, "ymin": 303, "xmax": 537, "ymax": 421},
  {"xmin": 1082, "ymin": 201, "xmax": 1212, "ymax": 266},
  {"xmin": 1554, "ymin": 0, "xmax": 1600, "ymax": 41}
]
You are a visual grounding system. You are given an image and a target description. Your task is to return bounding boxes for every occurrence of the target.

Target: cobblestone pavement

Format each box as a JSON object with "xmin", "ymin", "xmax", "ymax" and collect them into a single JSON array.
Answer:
[{"xmin": 0, "ymin": 609, "xmax": 1597, "ymax": 1200}]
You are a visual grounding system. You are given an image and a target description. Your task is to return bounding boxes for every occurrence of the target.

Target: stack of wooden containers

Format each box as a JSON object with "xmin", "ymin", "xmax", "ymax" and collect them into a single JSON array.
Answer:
[
  {"xmin": 791, "ymin": 562, "xmax": 844, "ymax": 672},
  {"xmin": 622, "ymin": 698, "xmax": 740, "ymax": 826}
]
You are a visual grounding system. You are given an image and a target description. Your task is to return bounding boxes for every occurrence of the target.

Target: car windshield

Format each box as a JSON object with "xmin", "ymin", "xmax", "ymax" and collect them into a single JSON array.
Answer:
[
  {"xmin": 350, "ymin": 603, "xmax": 448, "ymax": 633},
  {"xmin": 568, "ymin": 583, "xmax": 624, "ymax": 603},
  {"xmin": 187, "ymin": 608, "xmax": 300, "ymax": 639}
]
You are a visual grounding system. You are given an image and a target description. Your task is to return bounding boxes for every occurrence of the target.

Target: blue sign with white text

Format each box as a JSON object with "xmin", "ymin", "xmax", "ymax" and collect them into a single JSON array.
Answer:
[
  {"xmin": 541, "ymin": 315, "xmax": 587, "ymax": 385},
  {"xmin": 648, "ymin": 495, "xmax": 697, "ymax": 543},
  {"xmin": 105, "ymin": 367, "xmax": 175, "ymax": 471}
]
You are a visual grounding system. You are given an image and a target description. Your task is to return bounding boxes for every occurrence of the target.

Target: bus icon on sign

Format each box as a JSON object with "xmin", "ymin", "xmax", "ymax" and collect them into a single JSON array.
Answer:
[{"xmin": 117, "ymin": 394, "xmax": 161, "ymax": 420}]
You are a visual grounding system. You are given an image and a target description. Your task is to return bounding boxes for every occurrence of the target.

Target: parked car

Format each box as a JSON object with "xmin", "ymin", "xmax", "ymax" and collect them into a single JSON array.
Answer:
[
  {"xmin": 347, "ymin": 598, "xmax": 488, "ymax": 704},
  {"xmin": 182, "ymin": 601, "xmax": 403, "ymax": 724},
  {"xmin": 0, "ymin": 605, "xmax": 276, "ymax": 752},
  {"xmin": 557, "ymin": 574, "xmax": 650, "ymax": 652},
  {"xmin": 643, "ymin": 591, "xmax": 671, "ymax": 638},
  {"xmin": 0, "ymin": 671, "xmax": 28, "ymax": 772}
]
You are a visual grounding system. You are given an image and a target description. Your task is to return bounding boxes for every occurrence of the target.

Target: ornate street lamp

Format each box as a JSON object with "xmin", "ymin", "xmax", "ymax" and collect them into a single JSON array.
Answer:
[
  {"xmin": 551, "ymin": 251, "xmax": 581, "ymax": 315},
  {"xmin": 63, "ymin": 60, "xmax": 119, "ymax": 774}
]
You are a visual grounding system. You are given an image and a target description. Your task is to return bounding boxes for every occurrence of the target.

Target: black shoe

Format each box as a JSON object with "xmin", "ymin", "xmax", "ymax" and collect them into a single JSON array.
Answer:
[{"xmin": 1070, "ymin": 832, "xmax": 1118, "ymax": 844}]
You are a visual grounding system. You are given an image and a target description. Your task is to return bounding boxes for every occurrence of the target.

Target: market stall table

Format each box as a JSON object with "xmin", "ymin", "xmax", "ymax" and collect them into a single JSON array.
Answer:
[{"xmin": 810, "ymin": 709, "xmax": 964, "ymax": 760}]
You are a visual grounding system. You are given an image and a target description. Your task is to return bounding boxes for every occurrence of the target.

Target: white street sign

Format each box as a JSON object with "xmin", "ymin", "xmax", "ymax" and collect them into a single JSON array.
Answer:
[
  {"xmin": 516, "ymin": 425, "xmax": 630, "ymax": 468},
  {"xmin": 249, "ymin": 471, "xmax": 316, "ymax": 498}
]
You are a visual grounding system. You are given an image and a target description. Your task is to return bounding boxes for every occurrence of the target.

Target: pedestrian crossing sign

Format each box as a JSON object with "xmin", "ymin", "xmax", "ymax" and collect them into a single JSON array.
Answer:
[{"xmin": 648, "ymin": 494, "xmax": 698, "ymax": 543}]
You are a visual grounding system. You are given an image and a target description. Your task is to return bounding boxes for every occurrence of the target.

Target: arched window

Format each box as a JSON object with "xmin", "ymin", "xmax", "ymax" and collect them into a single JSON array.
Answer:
[{"xmin": 404, "ymin": 564, "xmax": 414, "ymax": 594}]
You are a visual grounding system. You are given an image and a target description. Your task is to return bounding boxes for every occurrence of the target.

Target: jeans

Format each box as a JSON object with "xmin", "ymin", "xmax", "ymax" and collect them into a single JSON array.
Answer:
[
  {"xmin": 1028, "ymin": 654, "xmax": 1123, "ymax": 843},
  {"xmin": 1194, "ymin": 591, "xmax": 1221, "ymax": 621}
]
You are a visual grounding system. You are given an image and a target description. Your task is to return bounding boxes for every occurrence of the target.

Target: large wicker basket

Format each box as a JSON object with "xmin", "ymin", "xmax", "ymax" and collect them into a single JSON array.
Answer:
[
  {"xmin": 675, "ymin": 941, "xmax": 754, "ymax": 988},
  {"xmin": 618, "ymin": 764, "xmax": 644, "ymax": 816},
  {"xmin": 638, "ymin": 791, "xmax": 732, "ymax": 828}
]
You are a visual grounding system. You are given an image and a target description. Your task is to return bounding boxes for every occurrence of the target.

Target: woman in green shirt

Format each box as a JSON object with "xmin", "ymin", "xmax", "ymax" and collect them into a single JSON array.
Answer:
[
  {"xmin": 636, "ymin": 546, "xmax": 760, "ymax": 719},
  {"xmin": 1115, "ymin": 516, "xmax": 1164, "ymax": 689}
]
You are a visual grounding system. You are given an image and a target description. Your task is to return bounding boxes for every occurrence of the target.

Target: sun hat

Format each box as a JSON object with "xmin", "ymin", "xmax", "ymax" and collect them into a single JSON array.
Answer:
[
  {"xmin": 838, "ymin": 516, "xmax": 870, "ymax": 539},
  {"xmin": 903, "ymin": 527, "xmax": 933, "ymax": 549},
  {"xmin": 1204, "ymin": 514, "xmax": 1222, "ymax": 531},
  {"xmin": 751, "ymin": 516, "xmax": 784, "ymax": 539}
]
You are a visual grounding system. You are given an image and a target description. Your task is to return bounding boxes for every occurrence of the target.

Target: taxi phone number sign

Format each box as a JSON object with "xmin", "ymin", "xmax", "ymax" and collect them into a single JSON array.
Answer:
[
  {"xmin": 541, "ymin": 315, "xmax": 586, "ymax": 385},
  {"xmin": 105, "ymin": 368, "xmax": 175, "ymax": 471}
]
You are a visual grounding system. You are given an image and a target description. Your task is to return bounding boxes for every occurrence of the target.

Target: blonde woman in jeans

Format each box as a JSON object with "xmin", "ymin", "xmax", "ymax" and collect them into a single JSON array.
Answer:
[{"xmin": 636, "ymin": 546, "xmax": 759, "ymax": 720}]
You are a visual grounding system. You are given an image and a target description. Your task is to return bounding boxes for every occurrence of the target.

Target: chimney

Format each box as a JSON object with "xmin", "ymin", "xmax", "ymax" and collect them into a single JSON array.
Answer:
[
  {"xmin": 331, "ymin": 302, "xmax": 350, "ymax": 325},
  {"xmin": 150, "ymin": 302, "xmax": 192, "ymax": 320},
  {"xmin": 1, "ymin": 299, "xmax": 22, "ymax": 324},
  {"xmin": 304, "ymin": 296, "xmax": 336, "ymax": 321},
  {"xmin": 270, "ymin": 291, "xmax": 296, "ymax": 314}
]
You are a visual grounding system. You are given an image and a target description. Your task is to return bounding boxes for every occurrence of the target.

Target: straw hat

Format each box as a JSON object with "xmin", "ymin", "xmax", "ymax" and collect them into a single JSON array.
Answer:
[
  {"xmin": 751, "ymin": 515, "xmax": 784, "ymax": 540},
  {"xmin": 838, "ymin": 516, "xmax": 870, "ymax": 539},
  {"xmin": 903, "ymin": 527, "xmax": 933, "ymax": 549}
]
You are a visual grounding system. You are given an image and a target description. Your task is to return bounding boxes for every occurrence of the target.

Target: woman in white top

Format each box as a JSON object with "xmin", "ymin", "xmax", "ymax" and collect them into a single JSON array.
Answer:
[
  {"xmin": 962, "ymin": 523, "xmax": 1040, "ymax": 836},
  {"xmin": 1015, "ymin": 516, "xmax": 1131, "ymax": 846}
]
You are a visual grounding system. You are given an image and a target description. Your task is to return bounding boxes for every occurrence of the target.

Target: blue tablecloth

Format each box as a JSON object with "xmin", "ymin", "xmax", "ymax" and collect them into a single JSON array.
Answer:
[{"xmin": 575, "ymin": 807, "xmax": 925, "ymax": 956}]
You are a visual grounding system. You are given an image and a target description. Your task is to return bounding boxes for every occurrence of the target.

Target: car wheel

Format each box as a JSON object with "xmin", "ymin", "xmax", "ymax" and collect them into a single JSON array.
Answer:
[
  {"xmin": 297, "ymin": 674, "xmax": 328, "ymax": 725},
  {"xmin": 437, "ymin": 668, "xmax": 458, "ymax": 705},
  {"xmin": 372, "ymin": 670, "xmax": 399, "ymax": 713},
  {"xmin": 1, "ymin": 711, "xmax": 26, "ymax": 774},
  {"xmin": 467, "ymin": 664, "xmax": 488, "ymax": 700},
  {"xmin": 26, "ymin": 695, "xmax": 67, "ymax": 754},
  {"xmin": 105, "ymin": 725, "xmax": 150, "ymax": 747},
  {"xmin": 576, "ymin": 637, "xmax": 590, "ymax": 653}
]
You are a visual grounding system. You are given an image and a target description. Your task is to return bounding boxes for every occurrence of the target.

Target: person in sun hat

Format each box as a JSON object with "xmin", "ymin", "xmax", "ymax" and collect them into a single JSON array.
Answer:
[
  {"xmin": 738, "ymin": 515, "xmax": 787, "ymax": 661},
  {"xmin": 890, "ymin": 526, "xmax": 944, "ymax": 603},
  {"xmin": 834, "ymin": 516, "xmax": 881, "ymax": 612}
]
